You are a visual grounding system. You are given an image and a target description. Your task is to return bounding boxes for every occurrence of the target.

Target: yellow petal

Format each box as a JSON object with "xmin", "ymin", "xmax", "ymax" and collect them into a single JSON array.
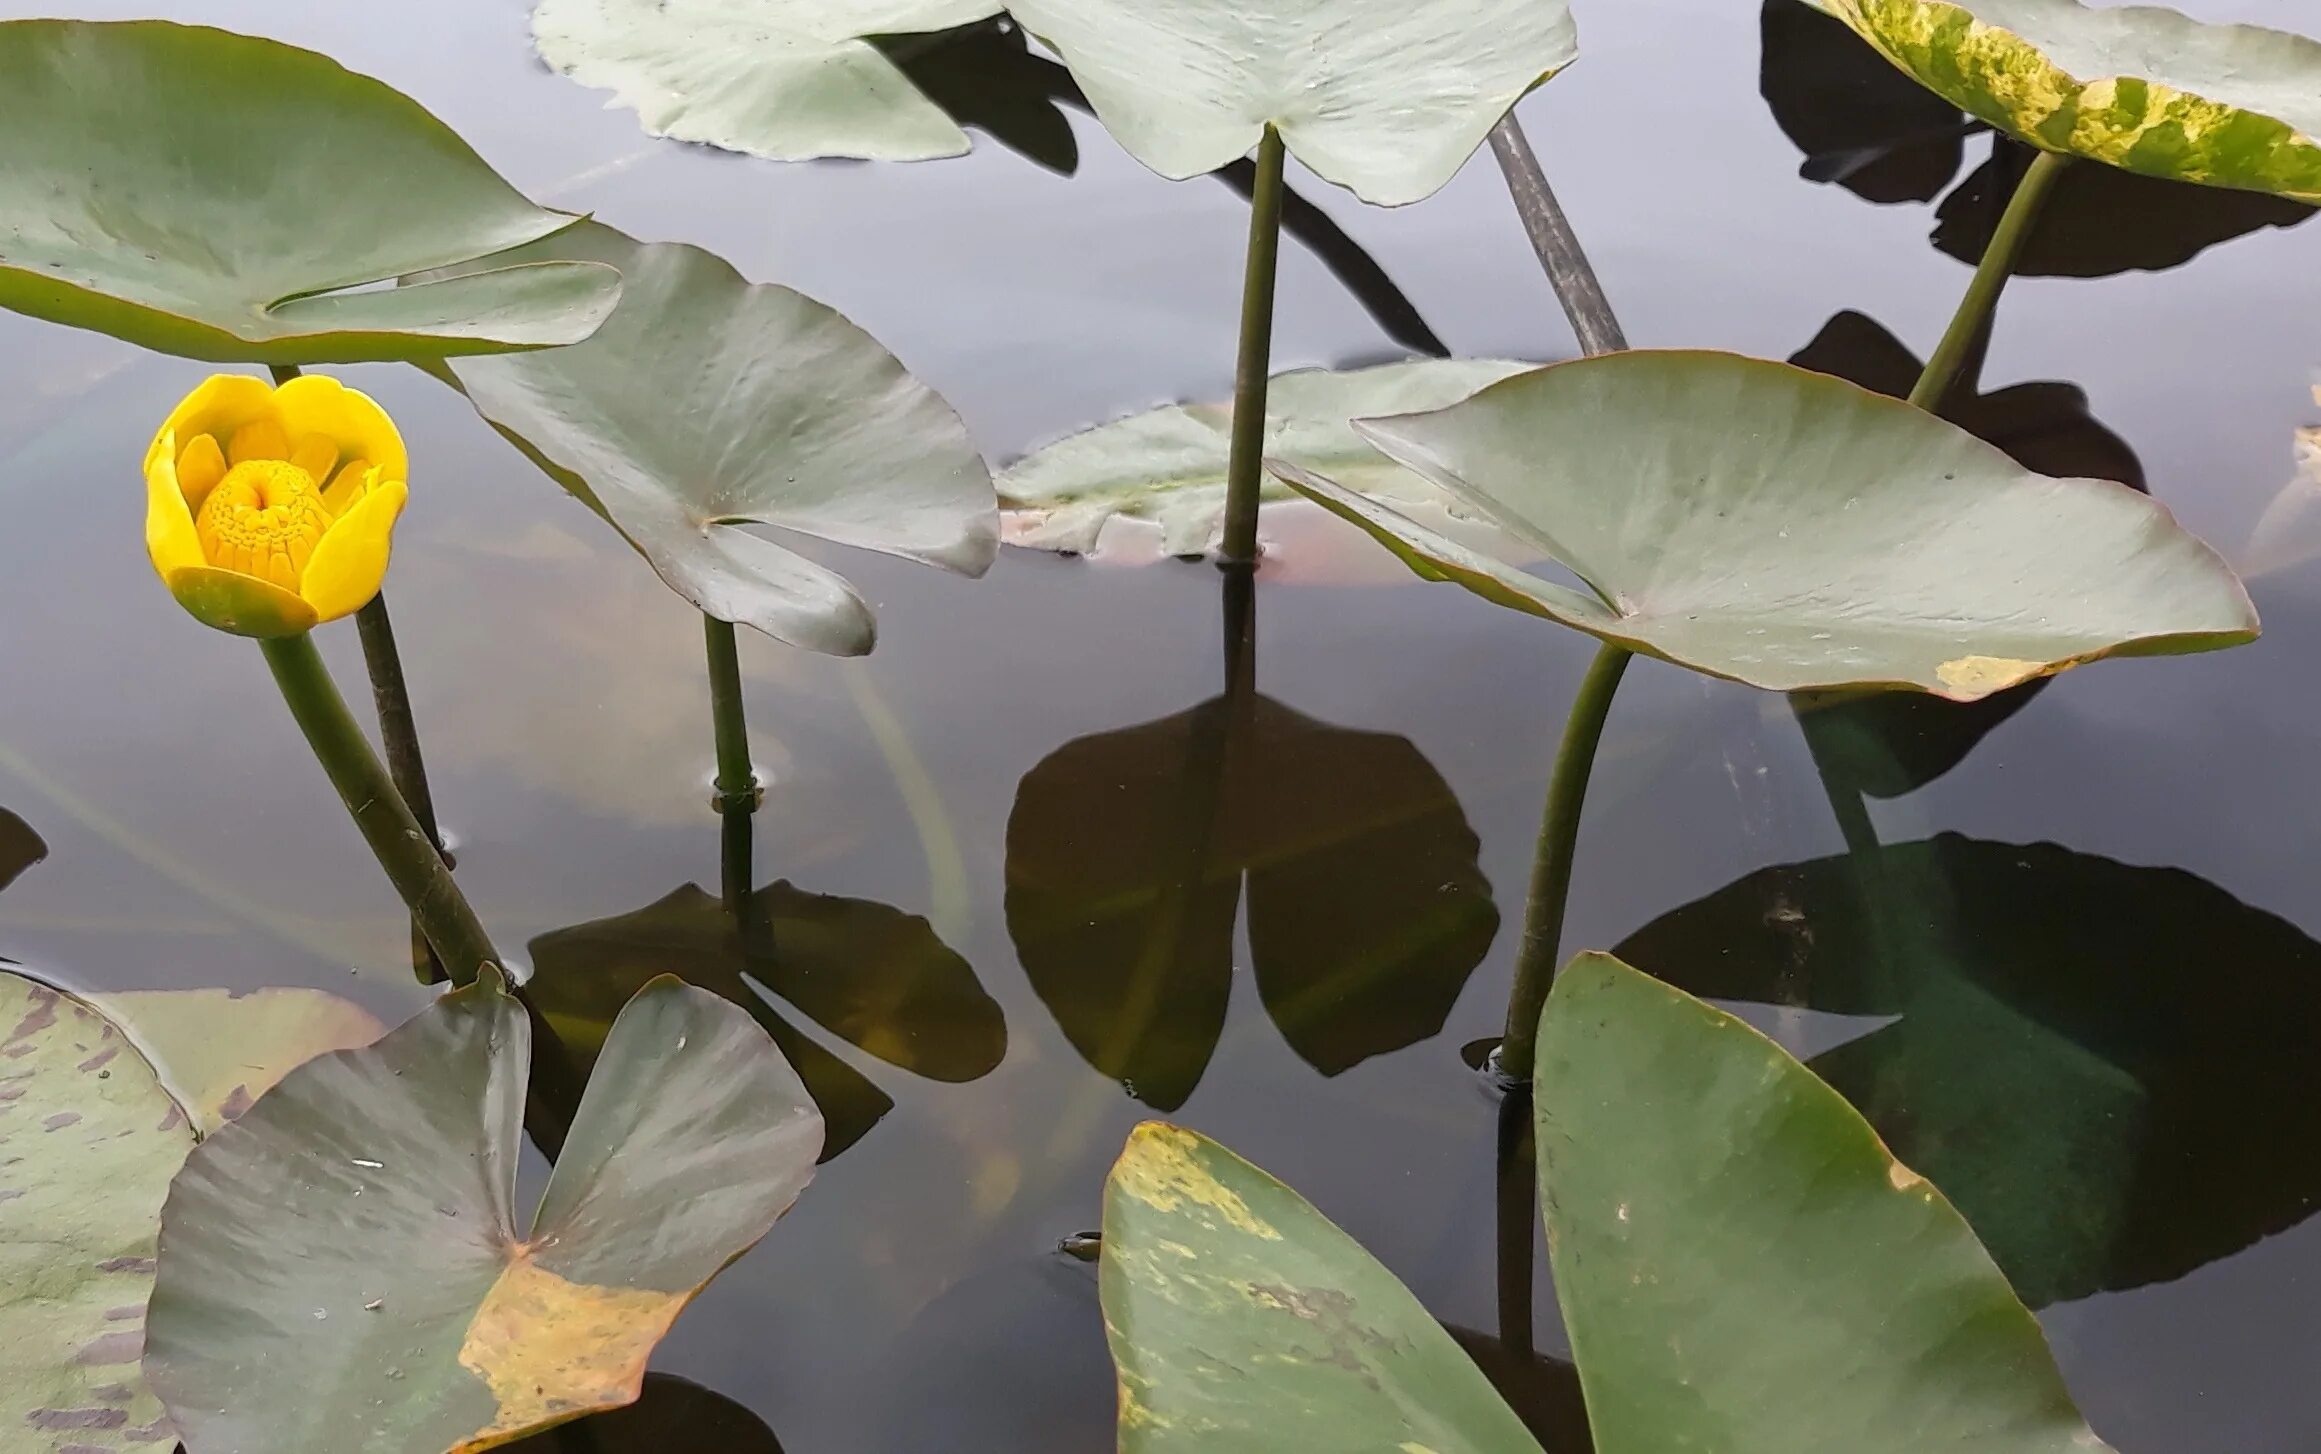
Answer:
[
  {"xmin": 289, "ymin": 433, "xmax": 340, "ymax": 489},
  {"xmin": 300, "ymin": 479, "xmax": 406, "ymax": 623},
  {"xmin": 145, "ymin": 374, "xmax": 274, "ymax": 480},
  {"xmin": 320, "ymin": 458, "xmax": 372, "ymax": 519},
  {"xmin": 166, "ymin": 565, "xmax": 319, "ymax": 639},
  {"xmin": 274, "ymin": 374, "xmax": 408, "ymax": 487},
  {"xmin": 229, "ymin": 418, "xmax": 290, "ymax": 466},
  {"xmin": 176, "ymin": 433, "xmax": 228, "ymax": 510},
  {"xmin": 144, "ymin": 446, "xmax": 205, "ymax": 579}
]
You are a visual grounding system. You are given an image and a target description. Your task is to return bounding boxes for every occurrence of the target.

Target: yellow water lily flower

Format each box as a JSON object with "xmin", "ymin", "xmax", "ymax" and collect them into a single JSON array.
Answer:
[{"xmin": 144, "ymin": 374, "xmax": 409, "ymax": 637}]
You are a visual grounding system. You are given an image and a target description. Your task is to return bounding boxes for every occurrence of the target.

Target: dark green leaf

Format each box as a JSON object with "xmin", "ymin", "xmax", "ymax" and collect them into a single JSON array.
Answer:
[
  {"xmin": 0, "ymin": 20, "xmax": 618, "ymax": 363},
  {"xmin": 1535, "ymin": 953, "xmax": 2112, "ymax": 1453},
  {"xmin": 147, "ymin": 972, "xmax": 821, "ymax": 1453}
]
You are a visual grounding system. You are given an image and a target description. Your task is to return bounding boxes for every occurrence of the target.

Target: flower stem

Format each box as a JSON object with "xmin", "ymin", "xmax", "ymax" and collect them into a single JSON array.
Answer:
[
  {"xmin": 703, "ymin": 616, "xmax": 763, "ymax": 918},
  {"xmin": 1488, "ymin": 115, "xmax": 1627, "ymax": 357},
  {"xmin": 269, "ymin": 362, "xmax": 450, "ymax": 985},
  {"xmin": 1220, "ymin": 124, "xmax": 1287, "ymax": 566},
  {"xmin": 259, "ymin": 632, "xmax": 498, "ymax": 987},
  {"xmin": 1907, "ymin": 148, "xmax": 2071, "ymax": 413},
  {"xmin": 1496, "ymin": 642, "xmax": 1632, "ymax": 1084}
]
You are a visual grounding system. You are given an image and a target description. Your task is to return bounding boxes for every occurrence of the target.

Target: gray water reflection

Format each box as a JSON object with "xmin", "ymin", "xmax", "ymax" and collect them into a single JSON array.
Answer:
[{"xmin": 0, "ymin": 0, "xmax": 2319, "ymax": 1450}]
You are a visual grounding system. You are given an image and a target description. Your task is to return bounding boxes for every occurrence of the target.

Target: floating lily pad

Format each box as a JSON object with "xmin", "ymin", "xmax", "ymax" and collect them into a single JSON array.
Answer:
[
  {"xmin": 533, "ymin": 0, "xmax": 1006, "ymax": 163},
  {"xmin": 1006, "ymin": 0, "xmax": 1575, "ymax": 204},
  {"xmin": 1535, "ymin": 953, "xmax": 2112, "ymax": 1453},
  {"xmin": 528, "ymin": 881, "xmax": 1002, "ymax": 1159},
  {"xmin": 999, "ymin": 359, "xmax": 1530, "ymax": 559},
  {"xmin": 93, "ymin": 987, "xmax": 385, "ymax": 1135},
  {"xmin": 1818, "ymin": 0, "xmax": 2321, "ymax": 200},
  {"xmin": 146, "ymin": 971, "xmax": 822, "ymax": 1454},
  {"xmin": 1100, "ymin": 1122, "xmax": 1545, "ymax": 1453},
  {"xmin": 1006, "ymin": 691, "xmax": 1497, "ymax": 1110},
  {"xmin": 1276, "ymin": 350, "xmax": 2258, "ymax": 700},
  {"xmin": 1, "ymin": 970, "xmax": 186, "ymax": 1454},
  {"xmin": 429, "ymin": 221, "xmax": 996, "ymax": 656},
  {"xmin": 0, "ymin": 20, "xmax": 620, "ymax": 364},
  {"xmin": 1616, "ymin": 833, "xmax": 2321, "ymax": 1308}
]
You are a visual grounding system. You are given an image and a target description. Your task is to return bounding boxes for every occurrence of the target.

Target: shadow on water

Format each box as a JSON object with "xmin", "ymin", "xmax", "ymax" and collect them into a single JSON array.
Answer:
[{"xmin": 502, "ymin": 1373, "xmax": 785, "ymax": 1453}]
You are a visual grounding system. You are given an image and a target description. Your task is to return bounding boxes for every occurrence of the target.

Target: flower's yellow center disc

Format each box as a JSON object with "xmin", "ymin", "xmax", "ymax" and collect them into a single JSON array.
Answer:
[{"xmin": 194, "ymin": 459, "xmax": 332, "ymax": 592}]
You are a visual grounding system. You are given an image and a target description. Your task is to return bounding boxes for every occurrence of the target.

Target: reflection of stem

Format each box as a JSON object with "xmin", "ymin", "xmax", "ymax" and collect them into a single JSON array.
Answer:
[
  {"xmin": 260, "ymin": 634, "xmax": 498, "ymax": 988},
  {"xmin": 1907, "ymin": 149, "xmax": 2071, "ymax": 413},
  {"xmin": 268, "ymin": 363, "xmax": 449, "ymax": 986},
  {"xmin": 844, "ymin": 671, "xmax": 971, "ymax": 944},
  {"xmin": 702, "ymin": 616, "xmax": 764, "ymax": 923},
  {"xmin": 1488, "ymin": 116, "xmax": 1627, "ymax": 357},
  {"xmin": 1498, "ymin": 643, "xmax": 1632, "ymax": 1082},
  {"xmin": 1220, "ymin": 125, "xmax": 1288, "ymax": 566},
  {"xmin": 1494, "ymin": 1085, "xmax": 1538, "ymax": 1361}
]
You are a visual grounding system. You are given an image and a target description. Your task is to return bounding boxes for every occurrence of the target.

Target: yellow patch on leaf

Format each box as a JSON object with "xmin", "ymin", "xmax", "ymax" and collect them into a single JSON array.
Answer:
[
  {"xmin": 452, "ymin": 1256, "xmax": 685, "ymax": 1450},
  {"xmin": 1934, "ymin": 655, "xmax": 2045, "ymax": 699},
  {"xmin": 1115, "ymin": 1124, "xmax": 1281, "ymax": 1240}
]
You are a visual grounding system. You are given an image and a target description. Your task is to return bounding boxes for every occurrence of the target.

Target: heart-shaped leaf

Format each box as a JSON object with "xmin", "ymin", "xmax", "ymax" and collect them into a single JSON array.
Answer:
[
  {"xmin": 527, "ymin": 880, "xmax": 1003, "ymax": 1158},
  {"xmin": 1101, "ymin": 1122, "xmax": 1546, "ymax": 1453},
  {"xmin": 1006, "ymin": 692, "xmax": 1496, "ymax": 1110},
  {"xmin": 532, "ymin": 0, "xmax": 1007, "ymax": 163},
  {"xmin": 0, "ymin": 20, "xmax": 620, "ymax": 364},
  {"xmin": 2, "ymin": 970, "xmax": 188, "ymax": 1454},
  {"xmin": 1536, "ymin": 952, "xmax": 2113, "ymax": 1453},
  {"xmin": 999, "ymin": 359, "xmax": 1531, "ymax": 559},
  {"xmin": 1615, "ymin": 833, "xmax": 2321, "ymax": 1309},
  {"xmin": 1005, "ymin": 0, "xmax": 1576, "ymax": 205},
  {"xmin": 1276, "ymin": 350, "xmax": 2258, "ymax": 700},
  {"xmin": 146, "ymin": 971, "xmax": 822, "ymax": 1454},
  {"xmin": 430, "ymin": 221, "xmax": 997, "ymax": 656},
  {"xmin": 1817, "ymin": 0, "xmax": 2321, "ymax": 201}
]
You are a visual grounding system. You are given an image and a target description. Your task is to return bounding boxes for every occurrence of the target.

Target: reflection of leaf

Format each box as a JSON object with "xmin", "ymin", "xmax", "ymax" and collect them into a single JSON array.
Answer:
[
  {"xmin": 504, "ymin": 1372, "xmax": 786, "ymax": 1452},
  {"xmin": 0, "ymin": 20, "xmax": 618, "ymax": 363},
  {"xmin": 1759, "ymin": 0, "xmax": 2315, "ymax": 273},
  {"xmin": 1, "ymin": 969, "xmax": 188, "ymax": 1454},
  {"xmin": 149, "ymin": 974, "xmax": 822, "ymax": 1454},
  {"xmin": 528, "ymin": 882, "xmax": 1002, "ymax": 1158},
  {"xmin": 1614, "ymin": 834, "xmax": 2321, "ymax": 1308},
  {"xmin": 1785, "ymin": 309, "xmax": 2146, "ymax": 795},
  {"xmin": 0, "ymin": 805, "xmax": 43, "ymax": 893},
  {"xmin": 876, "ymin": 19, "xmax": 1081, "ymax": 175},
  {"xmin": 1536, "ymin": 954, "xmax": 2110, "ymax": 1453},
  {"xmin": 1102, "ymin": 1123, "xmax": 1545, "ymax": 1452},
  {"xmin": 2242, "ymin": 414, "xmax": 2321, "ymax": 580},
  {"xmin": 428, "ymin": 221, "xmax": 996, "ymax": 657},
  {"xmin": 1446, "ymin": 1330, "xmax": 1592, "ymax": 1454},
  {"xmin": 1280, "ymin": 351, "xmax": 2256, "ymax": 700},
  {"xmin": 1006, "ymin": 693, "xmax": 1496, "ymax": 1110}
]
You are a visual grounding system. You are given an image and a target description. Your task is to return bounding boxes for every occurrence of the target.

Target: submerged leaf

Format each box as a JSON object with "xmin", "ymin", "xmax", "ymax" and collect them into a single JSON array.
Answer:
[
  {"xmin": 0, "ymin": 20, "xmax": 618, "ymax": 363},
  {"xmin": 1006, "ymin": 693, "xmax": 1496, "ymax": 1110},
  {"xmin": 1101, "ymin": 1123, "xmax": 1544, "ymax": 1452},
  {"xmin": 998, "ymin": 359, "xmax": 1531, "ymax": 560},
  {"xmin": 0, "ymin": 970, "xmax": 187, "ymax": 1454},
  {"xmin": 1277, "ymin": 350, "xmax": 2257, "ymax": 699},
  {"xmin": 1535, "ymin": 953, "xmax": 2113, "ymax": 1453},
  {"xmin": 430, "ymin": 221, "xmax": 996, "ymax": 656},
  {"xmin": 1818, "ymin": 0, "xmax": 2321, "ymax": 200},
  {"xmin": 1616, "ymin": 833, "xmax": 2321, "ymax": 1308},
  {"xmin": 146, "ymin": 974, "xmax": 822, "ymax": 1453}
]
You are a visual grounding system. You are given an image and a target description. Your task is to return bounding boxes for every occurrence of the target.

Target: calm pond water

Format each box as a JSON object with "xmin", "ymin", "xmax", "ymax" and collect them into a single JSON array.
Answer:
[{"xmin": 4, "ymin": 0, "xmax": 2321, "ymax": 1449}]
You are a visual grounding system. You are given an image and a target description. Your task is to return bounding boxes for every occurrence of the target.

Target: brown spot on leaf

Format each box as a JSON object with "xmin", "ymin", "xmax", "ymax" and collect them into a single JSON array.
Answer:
[
  {"xmin": 450, "ymin": 1256, "xmax": 684, "ymax": 1448},
  {"xmin": 75, "ymin": 1330, "xmax": 143, "ymax": 1365},
  {"xmin": 76, "ymin": 1045, "xmax": 119, "ymax": 1073},
  {"xmin": 5, "ymin": 988, "xmax": 58, "ymax": 1045},
  {"xmin": 96, "ymin": 1257, "xmax": 156, "ymax": 1274},
  {"xmin": 27, "ymin": 1408, "xmax": 128, "ymax": 1430},
  {"xmin": 218, "ymin": 1085, "xmax": 255, "ymax": 1122},
  {"xmin": 42, "ymin": 1111, "xmax": 81, "ymax": 1132},
  {"xmin": 1887, "ymin": 1161, "xmax": 1925, "ymax": 1192}
]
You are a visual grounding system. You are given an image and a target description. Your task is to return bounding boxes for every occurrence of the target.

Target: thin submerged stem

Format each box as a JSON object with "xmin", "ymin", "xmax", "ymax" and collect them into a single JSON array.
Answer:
[
  {"xmin": 259, "ymin": 633, "xmax": 497, "ymax": 986},
  {"xmin": 1220, "ymin": 125, "xmax": 1288, "ymax": 566},
  {"xmin": 1908, "ymin": 148, "xmax": 2071, "ymax": 413},
  {"xmin": 1496, "ymin": 642, "xmax": 1632, "ymax": 1083},
  {"xmin": 268, "ymin": 362, "xmax": 450, "ymax": 985}
]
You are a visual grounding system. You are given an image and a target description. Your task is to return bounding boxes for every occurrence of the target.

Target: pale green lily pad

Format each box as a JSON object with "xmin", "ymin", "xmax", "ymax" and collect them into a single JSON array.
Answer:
[
  {"xmin": 999, "ymin": 359, "xmax": 1530, "ymax": 558},
  {"xmin": 429, "ymin": 221, "xmax": 996, "ymax": 656},
  {"xmin": 1276, "ymin": 350, "xmax": 2258, "ymax": 700},
  {"xmin": 1100, "ymin": 1122, "xmax": 1544, "ymax": 1453},
  {"xmin": 93, "ymin": 988, "xmax": 385, "ymax": 1136},
  {"xmin": 532, "ymin": 0, "xmax": 1005, "ymax": 162},
  {"xmin": 1006, "ymin": 0, "xmax": 1576, "ymax": 204},
  {"xmin": 1536, "ymin": 953, "xmax": 2113, "ymax": 1453},
  {"xmin": 147, "ymin": 970, "xmax": 822, "ymax": 1454},
  {"xmin": 0, "ymin": 20, "xmax": 620, "ymax": 364},
  {"xmin": 1820, "ymin": 0, "xmax": 2321, "ymax": 199},
  {"xmin": 1, "ymin": 970, "xmax": 185, "ymax": 1454}
]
